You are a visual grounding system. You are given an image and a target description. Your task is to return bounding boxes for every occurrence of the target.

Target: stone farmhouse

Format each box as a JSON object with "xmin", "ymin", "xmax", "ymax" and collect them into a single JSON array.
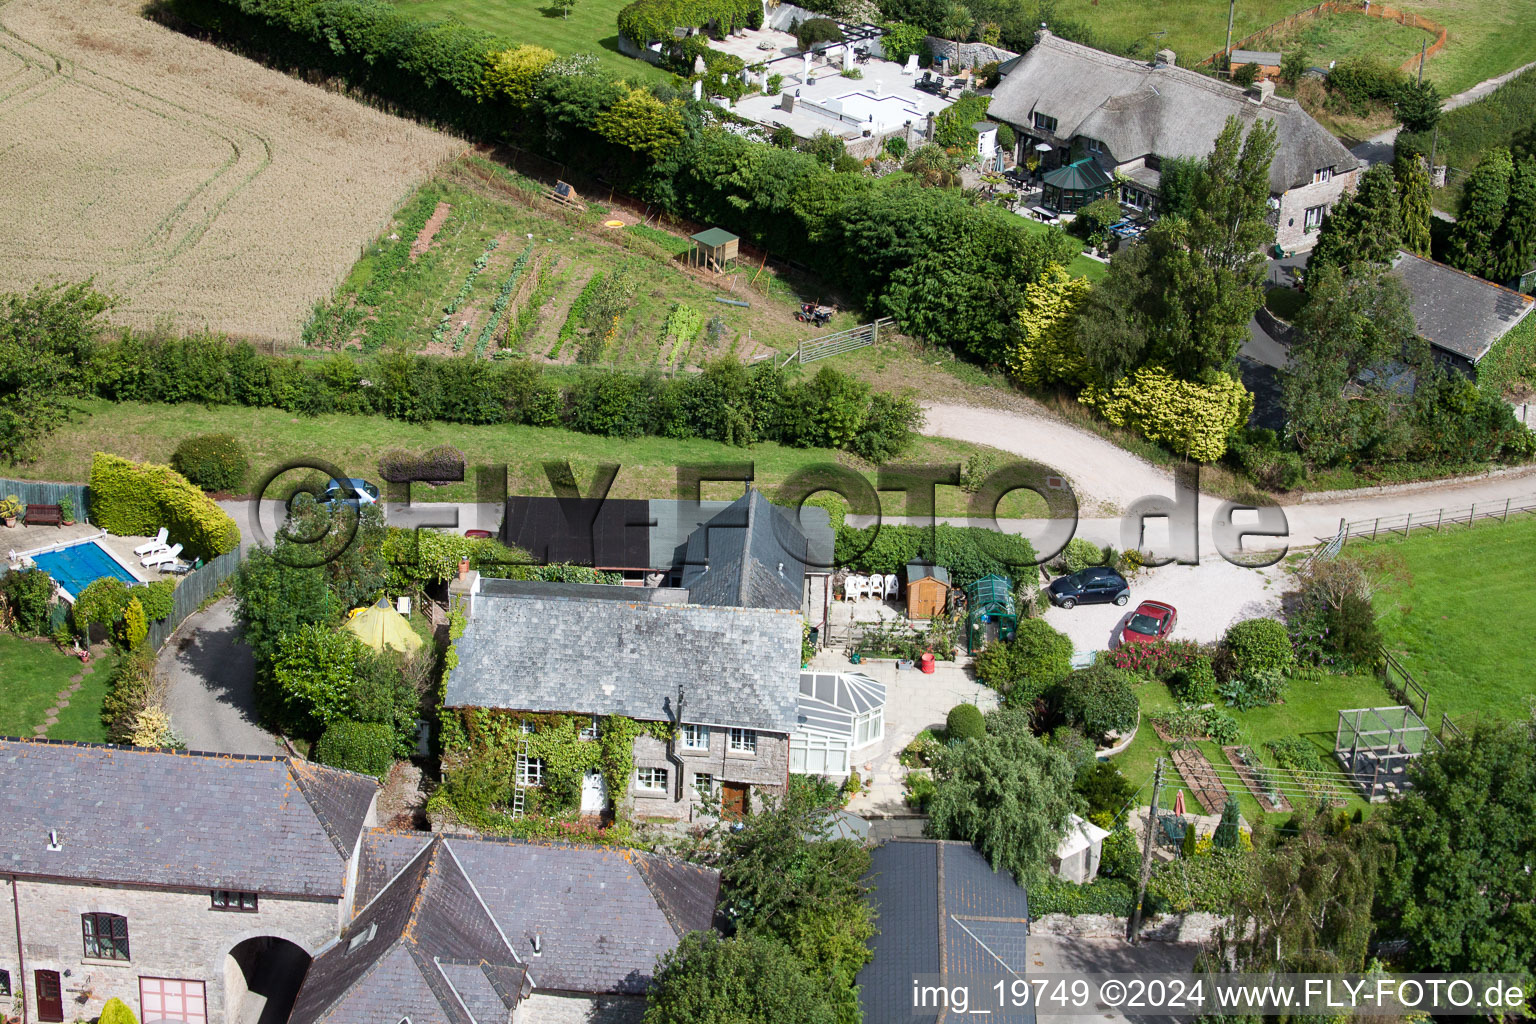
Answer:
[
  {"xmin": 988, "ymin": 29, "xmax": 1361, "ymax": 252},
  {"xmin": 0, "ymin": 739, "xmax": 720, "ymax": 1024}
]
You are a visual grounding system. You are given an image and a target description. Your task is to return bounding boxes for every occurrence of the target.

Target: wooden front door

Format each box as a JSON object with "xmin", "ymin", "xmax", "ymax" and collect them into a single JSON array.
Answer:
[
  {"xmin": 35, "ymin": 970, "xmax": 64, "ymax": 1023},
  {"xmin": 720, "ymin": 782, "xmax": 749, "ymax": 818}
]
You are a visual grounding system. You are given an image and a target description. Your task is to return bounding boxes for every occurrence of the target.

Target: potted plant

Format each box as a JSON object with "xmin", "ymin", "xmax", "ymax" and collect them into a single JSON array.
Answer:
[
  {"xmin": 59, "ymin": 495, "xmax": 76, "ymax": 526},
  {"xmin": 0, "ymin": 495, "xmax": 19, "ymax": 527}
]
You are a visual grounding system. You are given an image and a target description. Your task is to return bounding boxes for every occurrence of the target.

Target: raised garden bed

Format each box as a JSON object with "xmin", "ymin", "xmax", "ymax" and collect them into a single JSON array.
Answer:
[
  {"xmin": 1222, "ymin": 744, "xmax": 1291, "ymax": 813},
  {"xmin": 1170, "ymin": 746, "xmax": 1230, "ymax": 814}
]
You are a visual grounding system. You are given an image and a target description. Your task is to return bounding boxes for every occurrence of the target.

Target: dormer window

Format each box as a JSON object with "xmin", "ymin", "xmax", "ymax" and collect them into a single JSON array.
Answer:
[
  {"xmin": 1084, "ymin": 138, "xmax": 1101, "ymax": 154},
  {"xmin": 1313, "ymin": 166, "xmax": 1334, "ymax": 184},
  {"xmin": 1033, "ymin": 112, "xmax": 1058, "ymax": 133},
  {"xmin": 348, "ymin": 922, "xmax": 378, "ymax": 952}
]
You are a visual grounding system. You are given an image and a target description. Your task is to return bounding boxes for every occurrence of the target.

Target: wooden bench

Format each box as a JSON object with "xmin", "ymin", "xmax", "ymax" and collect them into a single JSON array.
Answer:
[{"xmin": 25, "ymin": 504, "xmax": 62, "ymax": 527}]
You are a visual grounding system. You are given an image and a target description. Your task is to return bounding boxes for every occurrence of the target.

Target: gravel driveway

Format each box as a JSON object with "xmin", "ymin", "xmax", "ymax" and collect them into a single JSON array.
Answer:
[{"xmin": 159, "ymin": 598, "xmax": 283, "ymax": 756}]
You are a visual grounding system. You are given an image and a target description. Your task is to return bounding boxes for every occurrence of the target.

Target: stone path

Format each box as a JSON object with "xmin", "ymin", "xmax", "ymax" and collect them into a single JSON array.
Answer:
[{"xmin": 33, "ymin": 658, "xmax": 95, "ymax": 737}]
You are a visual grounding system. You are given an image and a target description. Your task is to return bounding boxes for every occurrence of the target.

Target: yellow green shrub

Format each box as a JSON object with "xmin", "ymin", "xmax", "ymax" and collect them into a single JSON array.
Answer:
[
  {"xmin": 1078, "ymin": 367, "xmax": 1253, "ymax": 462},
  {"xmin": 1006, "ymin": 265, "xmax": 1092, "ymax": 389},
  {"xmin": 90, "ymin": 452, "xmax": 240, "ymax": 560}
]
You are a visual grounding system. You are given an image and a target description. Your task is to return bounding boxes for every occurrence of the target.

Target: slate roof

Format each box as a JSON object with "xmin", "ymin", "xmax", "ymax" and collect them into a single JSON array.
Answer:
[
  {"xmin": 445, "ymin": 593, "xmax": 802, "ymax": 733},
  {"xmin": 858, "ymin": 840, "xmax": 1034, "ymax": 1024},
  {"xmin": 355, "ymin": 830, "xmax": 721, "ymax": 996},
  {"xmin": 290, "ymin": 837, "xmax": 526, "ymax": 1024},
  {"xmin": 681, "ymin": 490, "xmax": 810, "ymax": 610},
  {"xmin": 0, "ymin": 738, "xmax": 375, "ymax": 898},
  {"xmin": 906, "ymin": 561, "xmax": 952, "ymax": 587},
  {"xmin": 478, "ymin": 579, "xmax": 690, "ymax": 604},
  {"xmin": 501, "ymin": 496, "xmax": 652, "ymax": 568},
  {"xmin": 1231, "ymin": 49, "xmax": 1283, "ymax": 66},
  {"xmin": 989, "ymin": 31, "xmax": 1357, "ymax": 192},
  {"xmin": 1390, "ymin": 250, "xmax": 1536, "ymax": 361}
]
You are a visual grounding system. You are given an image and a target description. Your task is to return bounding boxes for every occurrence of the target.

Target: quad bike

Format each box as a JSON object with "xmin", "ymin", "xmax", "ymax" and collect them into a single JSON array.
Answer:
[{"xmin": 796, "ymin": 303, "xmax": 834, "ymax": 327}]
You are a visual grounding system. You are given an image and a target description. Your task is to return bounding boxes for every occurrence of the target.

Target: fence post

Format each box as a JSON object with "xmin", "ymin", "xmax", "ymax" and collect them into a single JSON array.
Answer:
[
  {"xmin": 1373, "ymin": 517, "xmax": 1379, "ymax": 540},
  {"xmin": 1468, "ymin": 502, "xmax": 1475, "ymax": 527},
  {"xmin": 1505, "ymin": 497, "xmax": 1511, "ymax": 522},
  {"xmin": 1435, "ymin": 507, "xmax": 1443, "ymax": 532},
  {"xmin": 1405, "ymin": 513, "xmax": 1411, "ymax": 537}
]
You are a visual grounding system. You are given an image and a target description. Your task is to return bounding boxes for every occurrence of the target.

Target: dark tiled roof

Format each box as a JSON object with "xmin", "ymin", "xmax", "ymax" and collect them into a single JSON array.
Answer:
[
  {"xmin": 445, "ymin": 593, "xmax": 801, "ymax": 733},
  {"xmin": 1390, "ymin": 250, "xmax": 1536, "ymax": 361},
  {"xmin": 501, "ymin": 497, "xmax": 653, "ymax": 568},
  {"xmin": 356, "ymin": 830, "xmax": 434, "ymax": 907},
  {"xmin": 989, "ymin": 31, "xmax": 1357, "ymax": 192},
  {"xmin": 681, "ymin": 490, "xmax": 810, "ymax": 610},
  {"xmin": 478, "ymin": 579, "xmax": 690, "ymax": 604},
  {"xmin": 906, "ymin": 561, "xmax": 951, "ymax": 586},
  {"xmin": 291, "ymin": 837, "xmax": 524, "ymax": 1024},
  {"xmin": 0, "ymin": 738, "xmax": 374, "ymax": 898},
  {"xmin": 858, "ymin": 840, "xmax": 1034, "ymax": 1024}
]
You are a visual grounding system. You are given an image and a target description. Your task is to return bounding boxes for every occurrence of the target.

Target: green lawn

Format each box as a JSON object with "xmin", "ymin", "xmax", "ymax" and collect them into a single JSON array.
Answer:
[
  {"xmin": 0, "ymin": 635, "xmax": 115, "ymax": 743},
  {"xmin": 3, "ymin": 397, "xmax": 1046, "ymax": 517},
  {"xmin": 1047, "ymin": 0, "xmax": 1536, "ymax": 96},
  {"xmin": 391, "ymin": 0, "xmax": 669, "ymax": 82},
  {"xmin": 1369, "ymin": 514, "xmax": 1536, "ymax": 724},
  {"xmin": 1014, "ymin": 215, "xmax": 1109, "ymax": 282},
  {"xmin": 1113, "ymin": 673, "xmax": 1383, "ymax": 825},
  {"xmin": 1253, "ymin": 12, "xmax": 1437, "ymax": 74}
]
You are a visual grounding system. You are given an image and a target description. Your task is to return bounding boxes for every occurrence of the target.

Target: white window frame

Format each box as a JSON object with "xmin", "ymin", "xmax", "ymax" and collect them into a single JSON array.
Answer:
[
  {"xmin": 729, "ymin": 728, "xmax": 757, "ymax": 754},
  {"xmin": 1304, "ymin": 203, "xmax": 1328, "ymax": 231},
  {"xmin": 1085, "ymin": 137, "xmax": 1101, "ymax": 154},
  {"xmin": 789, "ymin": 733, "xmax": 851, "ymax": 775},
  {"xmin": 681, "ymin": 723, "xmax": 711, "ymax": 751},
  {"xmin": 853, "ymin": 707, "xmax": 884, "ymax": 748},
  {"xmin": 1033, "ymin": 112, "xmax": 1057, "ymax": 133},
  {"xmin": 636, "ymin": 766, "xmax": 668, "ymax": 792},
  {"xmin": 693, "ymin": 772, "xmax": 715, "ymax": 801},
  {"xmin": 517, "ymin": 756, "xmax": 544, "ymax": 787},
  {"xmin": 1313, "ymin": 166, "xmax": 1333, "ymax": 184},
  {"xmin": 519, "ymin": 718, "xmax": 536, "ymax": 735},
  {"xmin": 579, "ymin": 716, "xmax": 600, "ymax": 741}
]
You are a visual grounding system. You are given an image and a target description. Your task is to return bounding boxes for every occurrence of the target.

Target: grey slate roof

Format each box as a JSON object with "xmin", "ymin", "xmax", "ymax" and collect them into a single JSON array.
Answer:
[
  {"xmin": 479, "ymin": 579, "xmax": 690, "ymax": 604},
  {"xmin": 989, "ymin": 31, "xmax": 1358, "ymax": 192},
  {"xmin": 657, "ymin": 498, "xmax": 832, "ymax": 577},
  {"xmin": 682, "ymin": 490, "xmax": 811, "ymax": 610},
  {"xmin": 906, "ymin": 561, "xmax": 952, "ymax": 587},
  {"xmin": 290, "ymin": 837, "xmax": 525, "ymax": 1024},
  {"xmin": 858, "ymin": 840, "xmax": 1034, "ymax": 1024},
  {"xmin": 1390, "ymin": 250, "xmax": 1536, "ymax": 361},
  {"xmin": 352, "ymin": 832, "xmax": 721, "ymax": 995},
  {"xmin": 1231, "ymin": 49, "xmax": 1283, "ymax": 66},
  {"xmin": 445, "ymin": 593, "xmax": 801, "ymax": 733},
  {"xmin": 0, "ymin": 738, "xmax": 375, "ymax": 898}
]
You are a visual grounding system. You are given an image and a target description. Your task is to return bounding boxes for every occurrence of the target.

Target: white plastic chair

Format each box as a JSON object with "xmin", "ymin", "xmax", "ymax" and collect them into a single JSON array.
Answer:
[
  {"xmin": 883, "ymin": 573, "xmax": 899, "ymax": 600},
  {"xmin": 844, "ymin": 574, "xmax": 863, "ymax": 601},
  {"xmin": 133, "ymin": 528, "xmax": 169, "ymax": 556},
  {"xmin": 142, "ymin": 542, "xmax": 182, "ymax": 568},
  {"xmin": 861, "ymin": 576, "xmax": 879, "ymax": 600}
]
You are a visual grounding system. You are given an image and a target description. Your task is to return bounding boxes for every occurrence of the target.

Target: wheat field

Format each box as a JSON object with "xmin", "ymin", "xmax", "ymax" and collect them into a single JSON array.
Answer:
[{"xmin": 0, "ymin": 0, "xmax": 462, "ymax": 342}]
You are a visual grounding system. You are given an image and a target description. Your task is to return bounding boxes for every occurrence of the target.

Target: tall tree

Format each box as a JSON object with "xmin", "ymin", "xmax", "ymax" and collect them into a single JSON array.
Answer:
[
  {"xmin": 0, "ymin": 281, "xmax": 112, "ymax": 462},
  {"xmin": 1446, "ymin": 147, "xmax": 1514, "ymax": 277},
  {"xmin": 1279, "ymin": 47, "xmax": 1308, "ymax": 86},
  {"xmin": 643, "ymin": 932, "xmax": 837, "ymax": 1024},
  {"xmin": 1393, "ymin": 152, "xmax": 1434, "ymax": 257},
  {"xmin": 1489, "ymin": 157, "xmax": 1536, "ymax": 283},
  {"xmin": 1377, "ymin": 721, "xmax": 1536, "ymax": 975},
  {"xmin": 1281, "ymin": 264, "xmax": 1425, "ymax": 464},
  {"xmin": 1393, "ymin": 78, "xmax": 1441, "ymax": 134},
  {"xmin": 926, "ymin": 704, "xmax": 1075, "ymax": 883},
  {"xmin": 1188, "ymin": 116, "xmax": 1280, "ymax": 273},
  {"xmin": 1307, "ymin": 163, "xmax": 1401, "ymax": 277}
]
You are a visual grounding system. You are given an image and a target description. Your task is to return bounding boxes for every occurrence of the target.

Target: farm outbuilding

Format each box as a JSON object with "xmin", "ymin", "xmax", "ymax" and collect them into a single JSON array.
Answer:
[
  {"xmin": 904, "ymin": 561, "xmax": 951, "ymax": 620},
  {"xmin": 688, "ymin": 227, "xmax": 739, "ymax": 273},
  {"xmin": 964, "ymin": 573, "xmax": 1017, "ymax": 653}
]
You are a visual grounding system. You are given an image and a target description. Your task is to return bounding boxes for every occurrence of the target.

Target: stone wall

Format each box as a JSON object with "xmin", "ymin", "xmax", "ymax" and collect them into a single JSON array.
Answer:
[
  {"xmin": 1030, "ymin": 910, "xmax": 1228, "ymax": 943},
  {"xmin": 631, "ymin": 729, "xmax": 789, "ymax": 820},
  {"xmin": 924, "ymin": 37, "xmax": 1018, "ymax": 69},
  {"xmin": 1, "ymin": 876, "xmax": 339, "ymax": 1024},
  {"xmin": 1275, "ymin": 167, "xmax": 1359, "ymax": 252}
]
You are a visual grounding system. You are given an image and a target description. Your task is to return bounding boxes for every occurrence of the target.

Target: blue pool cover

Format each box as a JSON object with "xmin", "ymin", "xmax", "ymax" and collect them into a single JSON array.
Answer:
[{"xmin": 32, "ymin": 541, "xmax": 139, "ymax": 598}]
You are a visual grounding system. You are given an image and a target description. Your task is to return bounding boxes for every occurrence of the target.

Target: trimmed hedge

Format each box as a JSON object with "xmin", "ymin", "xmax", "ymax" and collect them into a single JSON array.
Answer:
[
  {"xmin": 314, "ymin": 720, "xmax": 396, "ymax": 777},
  {"xmin": 618, "ymin": 0, "xmax": 760, "ymax": 44},
  {"xmin": 1220, "ymin": 617, "xmax": 1294, "ymax": 678},
  {"xmin": 170, "ymin": 433, "xmax": 249, "ymax": 493},
  {"xmin": 946, "ymin": 703, "xmax": 985, "ymax": 741},
  {"xmin": 90, "ymin": 453, "xmax": 240, "ymax": 561},
  {"xmin": 1028, "ymin": 874, "xmax": 1136, "ymax": 916}
]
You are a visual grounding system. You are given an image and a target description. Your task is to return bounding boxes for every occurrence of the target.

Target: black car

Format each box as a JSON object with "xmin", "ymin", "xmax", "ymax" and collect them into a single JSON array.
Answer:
[{"xmin": 1048, "ymin": 566, "xmax": 1130, "ymax": 609}]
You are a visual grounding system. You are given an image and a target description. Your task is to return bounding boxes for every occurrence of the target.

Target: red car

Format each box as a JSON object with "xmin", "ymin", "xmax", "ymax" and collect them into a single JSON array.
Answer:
[{"xmin": 1121, "ymin": 600, "xmax": 1177, "ymax": 644}]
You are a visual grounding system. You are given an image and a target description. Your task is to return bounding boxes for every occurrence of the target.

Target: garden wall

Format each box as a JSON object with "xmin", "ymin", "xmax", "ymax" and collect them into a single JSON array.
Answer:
[
  {"xmin": 1199, "ymin": 0, "xmax": 1446, "ymax": 74},
  {"xmin": 925, "ymin": 38, "xmax": 1017, "ymax": 69}
]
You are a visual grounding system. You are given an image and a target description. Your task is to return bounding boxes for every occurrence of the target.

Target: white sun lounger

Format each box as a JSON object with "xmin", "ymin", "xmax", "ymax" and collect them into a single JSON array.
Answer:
[
  {"xmin": 142, "ymin": 542, "xmax": 183, "ymax": 568},
  {"xmin": 133, "ymin": 528, "xmax": 169, "ymax": 556}
]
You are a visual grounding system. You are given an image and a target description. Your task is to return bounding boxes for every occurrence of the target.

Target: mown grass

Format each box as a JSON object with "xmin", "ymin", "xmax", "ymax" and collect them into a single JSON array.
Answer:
[
  {"xmin": 1255, "ymin": 12, "xmax": 1437, "ymax": 72},
  {"xmin": 1013, "ymin": 215, "xmax": 1109, "ymax": 282},
  {"xmin": 1403, "ymin": 66, "xmax": 1536, "ymax": 186},
  {"xmin": 0, "ymin": 635, "xmax": 115, "ymax": 743},
  {"xmin": 1368, "ymin": 513, "xmax": 1536, "ymax": 724},
  {"xmin": 1112, "ymin": 673, "xmax": 1381, "ymax": 825},
  {"xmin": 2, "ymin": 398, "xmax": 1046, "ymax": 517},
  {"xmin": 391, "ymin": 0, "xmax": 669, "ymax": 82}
]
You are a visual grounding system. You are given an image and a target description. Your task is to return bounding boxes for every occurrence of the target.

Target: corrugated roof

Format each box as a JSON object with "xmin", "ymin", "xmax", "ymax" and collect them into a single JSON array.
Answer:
[
  {"xmin": 1390, "ymin": 250, "xmax": 1535, "ymax": 361},
  {"xmin": 0, "ymin": 738, "xmax": 375, "ymax": 898},
  {"xmin": 989, "ymin": 30, "xmax": 1357, "ymax": 192},
  {"xmin": 1231, "ymin": 49, "xmax": 1283, "ymax": 66},
  {"xmin": 445, "ymin": 593, "xmax": 801, "ymax": 733}
]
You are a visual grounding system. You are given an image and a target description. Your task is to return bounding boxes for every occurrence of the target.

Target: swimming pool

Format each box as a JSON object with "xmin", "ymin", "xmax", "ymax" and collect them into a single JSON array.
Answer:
[{"xmin": 31, "ymin": 539, "xmax": 141, "ymax": 599}]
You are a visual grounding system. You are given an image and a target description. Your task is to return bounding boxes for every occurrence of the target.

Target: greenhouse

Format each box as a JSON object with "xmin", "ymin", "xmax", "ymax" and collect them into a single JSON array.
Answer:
[
  {"xmin": 790, "ymin": 670, "xmax": 887, "ymax": 776},
  {"xmin": 965, "ymin": 573, "xmax": 1018, "ymax": 653}
]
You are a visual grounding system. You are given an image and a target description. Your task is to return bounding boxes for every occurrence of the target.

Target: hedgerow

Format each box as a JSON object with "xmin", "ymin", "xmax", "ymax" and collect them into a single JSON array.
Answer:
[
  {"xmin": 1078, "ymin": 367, "xmax": 1253, "ymax": 462},
  {"xmin": 89, "ymin": 453, "xmax": 240, "ymax": 561},
  {"xmin": 314, "ymin": 720, "xmax": 397, "ymax": 777},
  {"xmin": 617, "ymin": 0, "xmax": 760, "ymax": 45}
]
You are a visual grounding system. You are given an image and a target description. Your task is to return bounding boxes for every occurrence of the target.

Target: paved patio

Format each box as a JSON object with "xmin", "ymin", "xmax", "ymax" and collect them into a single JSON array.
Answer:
[{"xmin": 4, "ymin": 521, "xmax": 161, "ymax": 585}]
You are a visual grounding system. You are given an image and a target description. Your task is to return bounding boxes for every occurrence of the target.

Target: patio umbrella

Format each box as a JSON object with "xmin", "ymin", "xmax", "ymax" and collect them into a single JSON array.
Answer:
[
  {"xmin": 1173, "ymin": 790, "xmax": 1186, "ymax": 816},
  {"xmin": 1034, "ymin": 142, "xmax": 1053, "ymax": 152}
]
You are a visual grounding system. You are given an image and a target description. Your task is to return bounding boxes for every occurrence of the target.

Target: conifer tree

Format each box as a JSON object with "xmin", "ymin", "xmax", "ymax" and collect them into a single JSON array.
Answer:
[
  {"xmin": 1446, "ymin": 147, "xmax": 1514, "ymax": 277},
  {"xmin": 1393, "ymin": 153, "xmax": 1433, "ymax": 257},
  {"xmin": 1489, "ymin": 158, "xmax": 1536, "ymax": 283}
]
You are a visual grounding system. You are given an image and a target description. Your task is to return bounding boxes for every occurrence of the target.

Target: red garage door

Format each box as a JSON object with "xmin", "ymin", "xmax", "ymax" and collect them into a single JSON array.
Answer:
[{"xmin": 140, "ymin": 977, "xmax": 207, "ymax": 1024}]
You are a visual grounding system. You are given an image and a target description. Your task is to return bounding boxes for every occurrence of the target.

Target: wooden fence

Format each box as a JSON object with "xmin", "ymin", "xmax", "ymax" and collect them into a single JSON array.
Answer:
[
  {"xmin": 1201, "ymin": 0, "xmax": 1447, "ymax": 74},
  {"xmin": 791, "ymin": 318, "xmax": 895, "ymax": 365},
  {"xmin": 145, "ymin": 549, "xmax": 241, "ymax": 651},
  {"xmin": 0, "ymin": 478, "xmax": 91, "ymax": 521}
]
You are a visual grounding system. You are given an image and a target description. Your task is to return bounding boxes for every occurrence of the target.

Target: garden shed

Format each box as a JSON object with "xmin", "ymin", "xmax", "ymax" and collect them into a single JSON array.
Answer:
[
  {"xmin": 904, "ymin": 561, "xmax": 951, "ymax": 620},
  {"xmin": 791, "ymin": 670, "xmax": 887, "ymax": 777},
  {"xmin": 964, "ymin": 573, "xmax": 1017, "ymax": 653},
  {"xmin": 1041, "ymin": 158, "xmax": 1113, "ymax": 213},
  {"xmin": 688, "ymin": 227, "xmax": 739, "ymax": 273}
]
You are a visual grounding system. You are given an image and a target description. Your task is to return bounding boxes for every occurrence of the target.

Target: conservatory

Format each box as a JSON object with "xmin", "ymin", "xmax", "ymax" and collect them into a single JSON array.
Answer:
[{"xmin": 790, "ymin": 670, "xmax": 887, "ymax": 776}]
